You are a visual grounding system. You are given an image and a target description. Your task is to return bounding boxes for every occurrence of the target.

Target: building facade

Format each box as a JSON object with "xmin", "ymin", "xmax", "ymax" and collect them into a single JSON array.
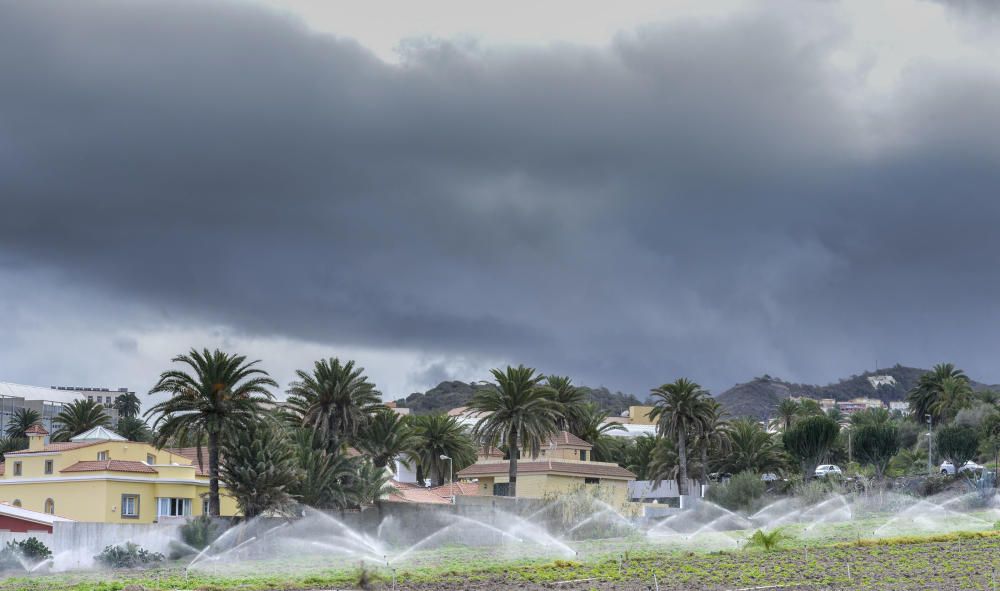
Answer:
[
  {"xmin": 456, "ymin": 431, "xmax": 635, "ymax": 506},
  {"xmin": 0, "ymin": 426, "xmax": 238, "ymax": 523}
]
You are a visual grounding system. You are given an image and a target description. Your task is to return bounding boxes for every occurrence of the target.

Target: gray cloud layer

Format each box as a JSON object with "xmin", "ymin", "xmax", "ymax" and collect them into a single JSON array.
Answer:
[{"xmin": 1, "ymin": 1, "xmax": 999, "ymax": 395}]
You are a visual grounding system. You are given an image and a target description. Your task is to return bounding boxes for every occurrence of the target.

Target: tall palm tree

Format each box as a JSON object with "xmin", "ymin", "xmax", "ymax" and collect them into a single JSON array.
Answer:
[
  {"xmin": 5, "ymin": 408, "xmax": 42, "ymax": 440},
  {"xmin": 286, "ymin": 358, "xmax": 384, "ymax": 450},
  {"xmin": 771, "ymin": 398, "xmax": 800, "ymax": 432},
  {"xmin": 410, "ymin": 414, "xmax": 476, "ymax": 486},
  {"xmin": 907, "ymin": 363, "xmax": 969, "ymax": 423},
  {"xmin": 469, "ymin": 365, "xmax": 562, "ymax": 497},
  {"xmin": 571, "ymin": 402, "xmax": 625, "ymax": 461},
  {"xmin": 546, "ymin": 376, "xmax": 588, "ymax": 432},
  {"xmin": 147, "ymin": 348, "xmax": 277, "ymax": 516},
  {"xmin": 355, "ymin": 409, "xmax": 421, "ymax": 471},
  {"xmin": 52, "ymin": 399, "xmax": 111, "ymax": 441},
  {"xmin": 649, "ymin": 378, "xmax": 712, "ymax": 496},
  {"xmin": 112, "ymin": 392, "xmax": 142, "ymax": 419}
]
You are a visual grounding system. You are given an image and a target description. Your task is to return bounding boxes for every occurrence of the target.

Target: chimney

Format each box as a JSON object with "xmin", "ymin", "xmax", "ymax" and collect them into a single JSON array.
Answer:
[{"xmin": 25, "ymin": 425, "xmax": 49, "ymax": 452}]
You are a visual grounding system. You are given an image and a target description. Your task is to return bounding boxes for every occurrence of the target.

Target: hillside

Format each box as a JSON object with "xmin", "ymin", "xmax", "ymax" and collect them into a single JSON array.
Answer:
[
  {"xmin": 715, "ymin": 364, "xmax": 995, "ymax": 419},
  {"xmin": 394, "ymin": 381, "xmax": 643, "ymax": 416}
]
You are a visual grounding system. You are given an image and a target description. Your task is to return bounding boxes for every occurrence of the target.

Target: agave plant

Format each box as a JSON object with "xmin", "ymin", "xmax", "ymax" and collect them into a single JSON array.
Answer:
[{"xmin": 745, "ymin": 528, "xmax": 791, "ymax": 552}]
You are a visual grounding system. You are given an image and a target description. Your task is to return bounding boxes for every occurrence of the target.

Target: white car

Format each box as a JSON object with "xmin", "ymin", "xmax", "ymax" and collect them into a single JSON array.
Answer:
[
  {"xmin": 814, "ymin": 464, "xmax": 843, "ymax": 478},
  {"xmin": 940, "ymin": 461, "xmax": 983, "ymax": 475}
]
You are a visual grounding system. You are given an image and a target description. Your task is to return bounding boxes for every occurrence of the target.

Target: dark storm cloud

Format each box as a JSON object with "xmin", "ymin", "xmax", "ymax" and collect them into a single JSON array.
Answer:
[{"xmin": 2, "ymin": 0, "xmax": 999, "ymax": 394}]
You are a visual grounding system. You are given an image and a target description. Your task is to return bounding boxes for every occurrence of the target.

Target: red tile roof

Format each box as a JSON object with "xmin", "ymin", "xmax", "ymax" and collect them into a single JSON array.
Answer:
[
  {"xmin": 6, "ymin": 440, "xmax": 107, "ymax": 455},
  {"xmin": 24, "ymin": 425, "xmax": 48, "ymax": 436},
  {"xmin": 457, "ymin": 460, "xmax": 635, "ymax": 480},
  {"xmin": 387, "ymin": 481, "xmax": 452, "ymax": 504},
  {"xmin": 61, "ymin": 460, "xmax": 157, "ymax": 474},
  {"xmin": 549, "ymin": 431, "xmax": 592, "ymax": 448}
]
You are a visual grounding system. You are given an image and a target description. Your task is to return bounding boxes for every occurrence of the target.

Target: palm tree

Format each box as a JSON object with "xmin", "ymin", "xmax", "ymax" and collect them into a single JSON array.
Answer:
[
  {"xmin": 929, "ymin": 376, "xmax": 973, "ymax": 420},
  {"xmin": 469, "ymin": 365, "xmax": 562, "ymax": 497},
  {"xmin": 52, "ymin": 399, "xmax": 111, "ymax": 441},
  {"xmin": 771, "ymin": 398, "xmax": 800, "ymax": 431},
  {"xmin": 649, "ymin": 378, "xmax": 712, "ymax": 496},
  {"xmin": 112, "ymin": 392, "xmax": 142, "ymax": 419},
  {"xmin": 718, "ymin": 418, "xmax": 785, "ymax": 476},
  {"xmin": 623, "ymin": 435, "xmax": 658, "ymax": 480},
  {"xmin": 115, "ymin": 416, "xmax": 152, "ymax": 442},
  {"xmin": 289, "ymin": 428, "xmax": 359, "ymax": 509},
  {"xmin": 5, "ymin": 408, "xmax": 41, "ymax": 440},
  {"xmin": 546, "ymin": 376, "xmax": 587, "ymax": 432},
  {"xmin": 647, "ymin": 437, "xmax": 680, "ymax": 487},
  {"xmin": 571, "ymin": 402, "xmax": 625, "ymax": 461},
  {"xmin": 147, "ymin": 348, "xmax": 277, "ymax": 516},
  {"xmin": 0, "ymin": 437, "xmax": 23, "ymax": 462},
  {"xmin": 907, "ymin": 363, "xmax": 969, "ymax": 423},
  {"xmin": 219, "ymin": 419, "xmax": 300, "ymax": 518},
  {"xmin": 286, "ymin": 358, "xmax": 384, "ymax": 450},
  {"xmin": 354, "ymin": 410, "xmax": 421, "ymax": 471},
  {"xmin": 354, "ymin": 459, "xmax": 399, "ymax": 505},
  {"xmin": 411, "ymin": 414, "xmax": 476, "ymax": 486},
  {"xmin": 693, "ymin": 399, "xmax": 730, "ymax": 485}
]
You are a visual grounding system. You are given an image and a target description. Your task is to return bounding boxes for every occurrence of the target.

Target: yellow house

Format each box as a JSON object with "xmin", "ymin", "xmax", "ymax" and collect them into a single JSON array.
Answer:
[
  {"xmin": 0, "ymin": 425, "xmax": 238, "ymax": 523},
  {"xmin": 456, "ymin": 431, "xmax": 635, "ymax": 506}
]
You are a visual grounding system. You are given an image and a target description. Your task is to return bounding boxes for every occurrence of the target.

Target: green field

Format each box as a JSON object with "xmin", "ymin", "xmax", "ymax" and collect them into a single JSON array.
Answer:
[{"xmin": 4, "ymin": 513, "xmax": 1000, "ymax": 591}]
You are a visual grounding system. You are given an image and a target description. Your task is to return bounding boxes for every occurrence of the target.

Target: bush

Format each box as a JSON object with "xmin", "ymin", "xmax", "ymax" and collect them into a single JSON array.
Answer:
[
  {"xmin": 0, "ymin": 537, "xmax": 52, "ymax": 571},
  {"xmin": 180, "ymin": 515, "xmax": 224, "ymax": 551},
  {"xmin": 792, "ymin": 478, "xmax": 837, "ymax": 505},
  {"xmin": 706, "ymin": 471, "xmax": 765, "ymax": 512},
  {"xmin": 95, "ymin": 542, "xmax": 164, "ymax": 568}
]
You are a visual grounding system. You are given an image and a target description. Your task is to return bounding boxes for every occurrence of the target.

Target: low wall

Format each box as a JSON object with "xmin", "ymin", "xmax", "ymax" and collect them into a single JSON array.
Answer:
[{"xmin": 51, "ymin": 522, "xmax": 181, "ymax": 570}]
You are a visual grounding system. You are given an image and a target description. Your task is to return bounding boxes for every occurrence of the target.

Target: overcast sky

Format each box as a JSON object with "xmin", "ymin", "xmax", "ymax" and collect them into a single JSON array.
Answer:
[{"xmin": 2, "ymin": 0, "xmax": 999, "ymax": 403}]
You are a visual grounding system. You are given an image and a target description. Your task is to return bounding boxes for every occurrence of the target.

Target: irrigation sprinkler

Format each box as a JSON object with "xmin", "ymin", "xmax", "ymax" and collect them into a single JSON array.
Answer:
[
  {"xmin": 653, "ymin": 572, "xmax": 660, "ymax": 591},
  {"xmin": 392, "ymin": 567, "xmax": 397, "ymax": 591}
]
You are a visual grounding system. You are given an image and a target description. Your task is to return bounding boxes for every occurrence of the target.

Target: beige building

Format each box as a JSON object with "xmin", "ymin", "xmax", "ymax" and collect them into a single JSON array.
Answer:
[{"xmin": 457, "ymin": 431, "xmax": 635, "ymax": 506}]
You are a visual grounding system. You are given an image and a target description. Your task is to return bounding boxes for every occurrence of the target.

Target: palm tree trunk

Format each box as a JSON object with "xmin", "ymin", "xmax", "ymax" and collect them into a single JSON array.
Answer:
[
  {"xmin": 208, "ymin": 430, "xmax": 221, "ymax": 517},
  {"xmin": 677, "ymin": 427, "xmax": 688, "ymax": 497},
  {"xmin": 508, "ymin": 427, "xmax": 518, "ymax": 497}
]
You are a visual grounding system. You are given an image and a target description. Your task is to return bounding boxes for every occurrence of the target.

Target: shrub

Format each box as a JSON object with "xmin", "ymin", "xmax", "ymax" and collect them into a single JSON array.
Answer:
[
  {"xmin": 745, "ymin": 528, "xmax": 792, "ymax": 552},
  {"xmin": 0, "ymin": 537, "xmax": 52, "ymax": 571},
  {"xmin": 705, "ymin": 470, "xmax": 765, "ymax": 512},
  {"xmin": 180, "ymin": 515, "xmax": 224, "ymax": 551},
  {"xmin": 95, "ymin": 542, "xmax": 164, "ymax": 568},
  {"xmin": 792, "ymin": 478, "xmax": 836, "ymax": 505},
  {"xmin": 936, "ymin": 425, "xmax": 979, "ymax": 473}
]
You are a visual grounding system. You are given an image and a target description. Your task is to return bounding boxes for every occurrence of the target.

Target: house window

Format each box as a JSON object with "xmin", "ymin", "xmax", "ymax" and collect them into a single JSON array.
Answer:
[
  {"xmin": 121, "ymin": 494, "xmax": 139, "ymax": 519},
  {"xmin": 44, "ymin": 460, "xmax": 53, "ymax": 474},
  {"xmin": 146, "ymin": 454, "xmax": 156, "ymax": 465},
  {"xmin": 202, "ymin": 498, "xmax": 210, "ymax": 515},
  {"xmin": 157, "ymin": 498, "xmax": 192, "ymax": 518},
  {"xmin": 584, "ymin": 477, "xmax": 600, "ymax": 485},
  {"xmin": 580, "ymin": 450, "xmax": 587, "ymax": 462},
  {"xmin": 87, "ymin": 396, "xmax": 93, "ymax": 402},
  {"xmin": 493, "ymin": 482, "xmax": 512, "ymax": 497},
  {"xmin": 44, "ymin": 499, "xmax": 54, "ymax": 514},
  {"xmin": 97, "ymin": 451, "xmax": 109, "ymax": 461},
  {"xmin": 11, "ymin": 500, "xmax": 20, "ymax": 507},
  {"xmin": 12, "ymin": 462, "xmax": 21, "ymax": 476}
]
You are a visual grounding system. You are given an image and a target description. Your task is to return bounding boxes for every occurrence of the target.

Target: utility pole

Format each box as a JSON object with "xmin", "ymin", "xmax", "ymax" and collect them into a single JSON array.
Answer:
[{"xmin": 440, "ymin": 454, "xmax": 454, "ymax": 503}]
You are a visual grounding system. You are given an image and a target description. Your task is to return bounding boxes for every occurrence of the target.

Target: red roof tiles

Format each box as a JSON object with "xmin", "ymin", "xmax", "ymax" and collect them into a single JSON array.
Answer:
[
  {"xmin": 6, "ymin": 440, "xmax": 107, "ymax": 455},
  {"xmin": 61, "ymin": 460, "xmax": 157, "ymax": 474}
]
